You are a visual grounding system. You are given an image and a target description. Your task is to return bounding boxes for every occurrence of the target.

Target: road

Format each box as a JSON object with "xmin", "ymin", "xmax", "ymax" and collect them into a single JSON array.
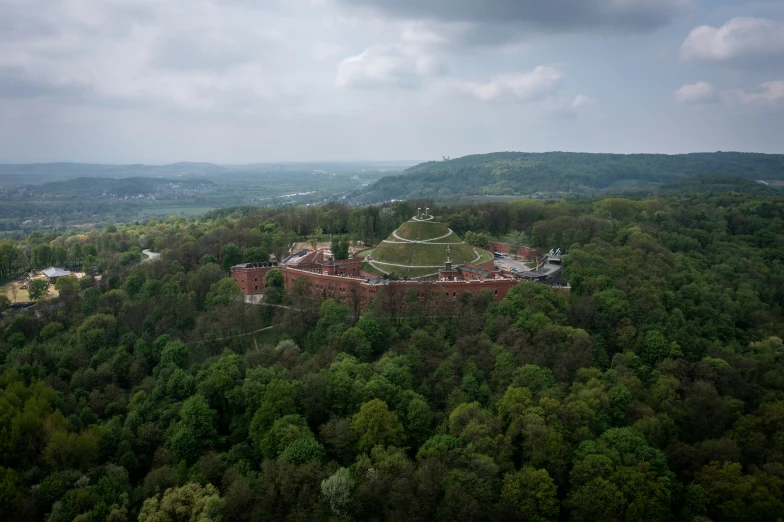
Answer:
[
  {"xmin": 142, "ymin": 249, "xmax": 161, "ymax": 262},
  {"xmin": 493, "ymin": 256, "xmax": 533, "ymax": 273}
]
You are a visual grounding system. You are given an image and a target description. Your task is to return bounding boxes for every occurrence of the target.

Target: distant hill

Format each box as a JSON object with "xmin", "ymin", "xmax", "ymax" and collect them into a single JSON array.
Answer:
[
  {"xmin": 22, "ymin": 176, "xmax": 216, "ymax": 199},
  {"xmin": 0, "ymin": 162, "xmax": 227, "ymax": 187},
  {"xmin": 360, "ymin": 152, "xmax": 784, "ymax": 202}
]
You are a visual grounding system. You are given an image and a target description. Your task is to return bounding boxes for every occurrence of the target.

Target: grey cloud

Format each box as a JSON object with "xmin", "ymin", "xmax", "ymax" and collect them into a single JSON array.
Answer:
[
  {"xmin": 0, "ymin": 13, "xmax": 59, "ymax": 42},
  {"xmin": 150, "ymin": 30, "xmax": 261, "ymax": 72},
  {"xmin": 0, "ymin": 67, "xmax": 92, "ymax": 101},
  {"xmin": 0, "ymin": 66, "xmax": 154, "ymax": 111},
  {"xmin": 339, "ymin": 0, "xmax": 690, "ymax": 33}
]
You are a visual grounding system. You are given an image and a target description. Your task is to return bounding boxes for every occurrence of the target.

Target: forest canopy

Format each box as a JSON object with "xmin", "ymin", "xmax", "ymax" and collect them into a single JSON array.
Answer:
[
  {"xmin": 0, "ymin": 191, "xmax": 783, "ymax": 521},
  {"xmin": 361, "ymin": 151, "xmax": 784, "ymax": 201}
]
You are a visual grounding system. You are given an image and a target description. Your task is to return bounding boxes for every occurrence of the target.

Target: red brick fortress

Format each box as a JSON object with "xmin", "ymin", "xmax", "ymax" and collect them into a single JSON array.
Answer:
[{"xmin": 230, "ymin": 250, "xmax": 519, "ymax": 310}]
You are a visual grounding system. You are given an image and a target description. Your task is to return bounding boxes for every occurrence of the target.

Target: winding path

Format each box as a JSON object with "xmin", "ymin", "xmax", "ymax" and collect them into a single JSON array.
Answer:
[{"xmin": 142, "ymin": 249, "xmax": 161, "ymax": 263}]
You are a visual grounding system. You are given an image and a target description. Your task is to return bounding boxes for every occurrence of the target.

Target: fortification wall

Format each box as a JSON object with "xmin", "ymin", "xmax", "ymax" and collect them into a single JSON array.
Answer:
[
  {"xmin": 489, "ymin": 242, "xmax": 533, "ymax": 260},
  {"xmin": 232, "ymin": 263, "xmax": 521, "ymax": 310}
]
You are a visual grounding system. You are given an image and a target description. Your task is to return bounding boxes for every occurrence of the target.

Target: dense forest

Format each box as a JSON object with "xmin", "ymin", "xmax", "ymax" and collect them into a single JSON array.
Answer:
[
  {"xmin": 361, "ymin": 152, "xmax": 784, "ymax": 201},
  {"xmin": 1, "ymin": 192, "xmax": 783, "ymax": 521}
]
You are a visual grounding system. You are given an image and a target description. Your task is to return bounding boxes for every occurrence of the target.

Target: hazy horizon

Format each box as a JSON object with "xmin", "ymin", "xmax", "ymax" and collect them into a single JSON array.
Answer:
[{"xmin": 2, "ymin": 0, "xmax": 783, "ymax": 163}]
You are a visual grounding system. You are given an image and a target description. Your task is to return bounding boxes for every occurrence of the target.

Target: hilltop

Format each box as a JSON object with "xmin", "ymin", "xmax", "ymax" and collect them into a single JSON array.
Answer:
[
  {"xmin": 360, "ymin": 151, "xmax": 784, "ymax": 201},
  {"xmin": 361, "ymin": 215, "xmax": 492, "ymax": 279}
]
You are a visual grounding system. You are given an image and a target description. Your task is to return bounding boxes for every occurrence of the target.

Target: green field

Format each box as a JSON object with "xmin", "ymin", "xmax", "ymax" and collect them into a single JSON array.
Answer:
[{"xmin": 138, "ymin": 206, "xmax": 217, "ymax": 218}]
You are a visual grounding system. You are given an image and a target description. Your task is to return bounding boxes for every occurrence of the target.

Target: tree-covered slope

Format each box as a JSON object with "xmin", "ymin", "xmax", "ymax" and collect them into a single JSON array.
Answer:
[
  {"xmin": 1, "ymin": 193, "xmax": 784, "ymax": 521},
  {"xmin": 361, "ymin": 151, "xmax": 784, "ymax": 201}
]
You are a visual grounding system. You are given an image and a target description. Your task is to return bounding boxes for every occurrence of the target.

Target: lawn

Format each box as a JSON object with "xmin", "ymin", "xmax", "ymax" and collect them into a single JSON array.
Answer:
[
  {"xmin": 2, "ymin": 276, "xmax": 59, "ymax": 303},
  {"xmin": 395, "ymin": 220, "xmax": 454, "ymax": 241}
]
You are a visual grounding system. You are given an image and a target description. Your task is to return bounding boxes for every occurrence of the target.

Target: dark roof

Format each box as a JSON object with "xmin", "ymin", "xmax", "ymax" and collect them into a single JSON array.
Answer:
[{"xmin": 462, "ymin": 265, "xmax": 490, "ymax": 277}]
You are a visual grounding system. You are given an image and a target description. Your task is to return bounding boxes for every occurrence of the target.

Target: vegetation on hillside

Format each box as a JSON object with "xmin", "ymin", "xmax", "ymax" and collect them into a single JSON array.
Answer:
[
  {"xmin": 361, "ymin": 151, "xmax": 784, "ymax": 202},
  {"xmin": 0, "ymin": 191, "xmax": 783, "ymax": 521}
]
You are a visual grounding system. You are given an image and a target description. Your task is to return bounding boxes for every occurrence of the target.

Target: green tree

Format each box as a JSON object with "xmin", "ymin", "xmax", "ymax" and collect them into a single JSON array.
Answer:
[
  {"xmin": 54, "ymin": 276, "xmax": 80, "ymax": 298},
  {"xmin": 204, "ymin": 277, "xmax": 242, "ymax": 308},
  {"xmin": 244, "ymin": 246, "xmax": 269, "ymax": 263},
  {"xmin": 331, "ymin": 237, "xmax": 350, "ymax": 260},
  {"xmin": 500, "ymin": 467, "xmax": 560, "ymax": 521},
  {"xmin": 222, "ymin": 243, "xmax": 243, "ymax": 270},
  {"xmin": 321, "ymin": 467, "xmax": 354, "ymax": 517},
  {"xmin": 0, "ymin": 466, "xmax": 19, "ymax": 513},
  {"xmin": 170, "ymin": 395, "xmax": 218, "ymax": 464},
  {"xmin": 505, "ymin": 230, "xmax": 528, "ymax": 259},
  {"xmin": 352, "ymin": 399, "xmax": 404, "ymax": 452},
  {"xmin": 464, "ymin": 231, "xmax": 491, "ymax": 250},
  {"xmin": 264, "ymin": 268, "xmax": 285, "ymax": 304},
  {"xmin": 249, "ymin": 379, "xmax": 299, "ymax": 444},
  {"xmin": 28, "ymin": 278, "xmax": 51, "ymax": 300},
  {"xmin": 280, "ymin": 436, "xmax": 325, "ymax": 465},
  {"xmin": 139, "ymin": 483, "xmax": 223, "ymax": 522}
]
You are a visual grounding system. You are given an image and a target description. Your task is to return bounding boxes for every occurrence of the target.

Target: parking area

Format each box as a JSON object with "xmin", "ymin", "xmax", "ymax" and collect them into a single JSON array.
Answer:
[{"xmin": 493, "ymin": 255, "xmax": 534, "ymax": 273}]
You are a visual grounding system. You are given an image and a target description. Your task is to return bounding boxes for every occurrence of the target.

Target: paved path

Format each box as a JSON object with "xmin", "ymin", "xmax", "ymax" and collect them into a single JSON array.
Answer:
[
  {"xmin": 385, "ymin": 229, "xmax": 462, "ymax": 244},
  {"xmin": 142, "ymin": 249, "xmax": 160, "ymax": 262}
]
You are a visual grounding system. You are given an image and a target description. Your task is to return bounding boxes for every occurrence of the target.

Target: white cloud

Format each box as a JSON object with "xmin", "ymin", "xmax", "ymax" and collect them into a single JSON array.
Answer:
[
  {"xmin": 336, "ymin": 44, "xmax": 442, "ymax": 88},
  {"xmin": 571, "ymin": 94, "xmax": 598, "ymax": 109},
  {"xmin": 681, "ymin": 17, "xmax": 784, "ymax": 62},
  {"xmin": 674, "ymin": 82, "xmax": 716, "ymax": 103},
  {"xmin": 458, "ymin": 66, "xmax": 562, "ymax": 102},
  {"xmin": 733, "ymin": 80, "xmax": 784, "ymax": 105}
]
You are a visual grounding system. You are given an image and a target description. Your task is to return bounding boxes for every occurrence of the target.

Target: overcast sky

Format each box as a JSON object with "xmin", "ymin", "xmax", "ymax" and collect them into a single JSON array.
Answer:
[{"xmin": 1, "ymin": 0, "xmax": 783, "ymax": 163}]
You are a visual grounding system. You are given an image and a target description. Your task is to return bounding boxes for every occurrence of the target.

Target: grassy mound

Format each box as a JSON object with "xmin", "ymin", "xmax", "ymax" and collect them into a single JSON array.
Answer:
[{"xmin": 364, "ymin": 217, "xmax": 487, "ymax": 279}]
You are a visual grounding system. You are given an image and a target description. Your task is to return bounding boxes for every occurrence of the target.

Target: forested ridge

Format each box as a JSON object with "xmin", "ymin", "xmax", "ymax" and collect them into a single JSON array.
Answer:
[
  {"xmin": 1, "ymin": 192, "xmax": 784, "ymax": 521},
  {"xmin": 362, "ymin": 151, "xmax": 784, "ymax": 201}
]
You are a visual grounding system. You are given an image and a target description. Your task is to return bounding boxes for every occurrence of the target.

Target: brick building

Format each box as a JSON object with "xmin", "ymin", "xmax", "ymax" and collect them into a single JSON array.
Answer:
[{"xmin": 230, "ymin": 248, "xmax": 520, "ymax": 311}]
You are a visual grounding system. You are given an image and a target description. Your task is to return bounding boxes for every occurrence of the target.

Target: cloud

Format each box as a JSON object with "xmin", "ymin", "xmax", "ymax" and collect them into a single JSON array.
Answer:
[
  {"xmin": 457, "ymin": 66, "xmax": 562, "ymax": 102},
  {"xmin": 339, "ymin": 0, "xmax": 689, "ymax": 34},
  {"xmin": 733, "ymin": 80, "xmax": 784, "ymax": 105},
  {"xmin": 674, "ymin": 82, "xmax": 717, "ymax": 103},
  {"xmin": 681, "ymin": 17, "xmax": 784, "ymax": 63},
  {"xmin": 571, "ymin": 94, "xmax": 598, "ymax": 109},
  {"xmin": 336, "ymin": 44, "xmax": 443, "ymax": 88}
]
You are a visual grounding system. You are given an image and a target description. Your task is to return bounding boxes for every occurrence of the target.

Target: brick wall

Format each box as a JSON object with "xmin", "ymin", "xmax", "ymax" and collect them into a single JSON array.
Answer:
[
  {"xmin": 231, "ymin": 264, "xmax": 278, "ymax": 295},
  {"xmin": 488, "ymin": 242, "xmax": 532, "ymax": 260},
  {"xmin": 232, "ymin": 259, "xmax": 521, "ymax": 311}
]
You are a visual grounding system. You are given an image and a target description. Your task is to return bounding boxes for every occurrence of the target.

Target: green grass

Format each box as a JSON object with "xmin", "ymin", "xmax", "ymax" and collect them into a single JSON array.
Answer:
[
  {"xmin": 395, "ymin": 220, "xmax": 453, "ymax": 240},
  {"xmin": 363, "ymin": 262, "xmax": 440, "ymax": 279},
  {"xmin": 472, "ymin": 250, "xmax": 493, "ymax": 265},
  {"xmin": 361, "ymin": 262, "xmax": 386, "ymax": 277},
  {"xmin": 409, "ymin": 242, "xmax": 478, "ymax": 266},
  {"xmin": 370, "ymin": 243, "xmax": 416, "ymax": 265}
]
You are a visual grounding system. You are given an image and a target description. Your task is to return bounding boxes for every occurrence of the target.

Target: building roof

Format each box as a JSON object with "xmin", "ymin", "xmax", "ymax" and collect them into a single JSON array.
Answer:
[
  {"xmin": 462, "ymin": 265, "xmax": 490, "ymax": 277},
  {"xmin": 43, "ymin": 267, "xmax": 71, "ymax": 278}
]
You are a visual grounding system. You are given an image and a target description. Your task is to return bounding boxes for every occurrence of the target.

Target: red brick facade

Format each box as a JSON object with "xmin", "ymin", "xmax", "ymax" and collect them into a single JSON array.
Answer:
[
  {"xmin": 230, "ymin": 254, "xmax": 519, "ymax": 312},
  {"xmin": 232, "ymin": 262, "xmax": 280, "ymax": 294}
]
